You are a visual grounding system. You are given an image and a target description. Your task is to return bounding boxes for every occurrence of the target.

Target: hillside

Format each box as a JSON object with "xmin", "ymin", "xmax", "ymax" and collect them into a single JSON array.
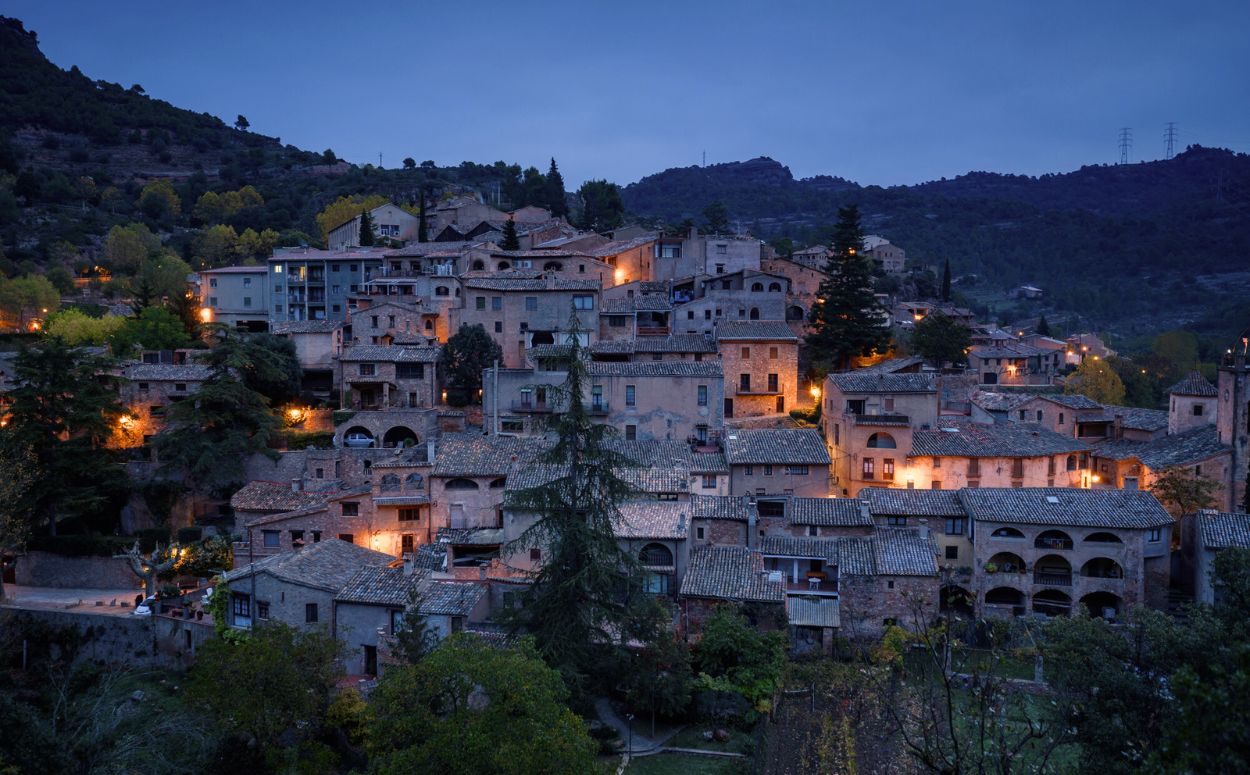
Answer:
[{"xmin": 622, "ymin": 152, "xmax": 1250, "ymax": 340}]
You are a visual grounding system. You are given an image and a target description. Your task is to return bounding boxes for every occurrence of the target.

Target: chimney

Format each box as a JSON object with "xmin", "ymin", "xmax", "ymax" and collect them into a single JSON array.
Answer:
[
  {"xmin": 917, "ymin": 518, "xmax": 930, "ymax": 539},
  {"xmin": 291, "ymin": 478, "xmax": 303, "ymax": 492},
  {"xmin": 745, "ymin": 495, "xmax": 757, "ymax": 549}
]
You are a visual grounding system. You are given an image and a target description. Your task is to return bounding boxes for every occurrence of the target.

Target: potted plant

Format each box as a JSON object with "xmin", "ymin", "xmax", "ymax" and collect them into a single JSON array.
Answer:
[{"xmin": 983, "ymin": 562, "xmax": 998, "ymax": 574}]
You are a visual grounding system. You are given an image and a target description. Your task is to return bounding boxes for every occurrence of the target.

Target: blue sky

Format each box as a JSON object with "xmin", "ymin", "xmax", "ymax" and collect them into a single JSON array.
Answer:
[{"xmin": 10, "ymin": 0, "xmax": 1249, "ymax": 186}]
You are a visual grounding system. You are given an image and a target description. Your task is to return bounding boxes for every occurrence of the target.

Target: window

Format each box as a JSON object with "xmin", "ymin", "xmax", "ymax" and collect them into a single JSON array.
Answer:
[
  {"xmin": 702, "ymin": 474, "xmax": 717, "ymax": 489},
  {"xmin": 696, "ymin": 526, "xmax": 705, "ymax": 540},
  {"xmin": 1048, "ymin": 457, "xmax": 1057, "ymax": 476},
  {"xmin": 785, "ymin": 465, "xmax": 809, "ymax": 476},
  {"xmin": 208, "ymin": 296, "xmax": 218, "ymax": 307},
  {"xmin": 231, "ymin": 593, "xmax": 250, "ymax": 621},
  {"xmin": 174, "ymin": 383, "xmax": 186, "ymax": 392},
  {"xmin": 338, "ymin": 533, "xmax": 354, "ymax": 543},
  {"xmin": 494, "ymin": 321, "xmax": 502, "ymax": 333},
  {"xmin": 945, "ymin": 545, "xmax": 959, "ymax": 560},
  {"xmin": 763, "ymin": 465, "xmax": 773, "ymax": 476},
  {"xmin": 882, "ymin": 458, "xmax": 895, "ymax": 481},
  {"xmin": 290, "ymin": 530, "xmax": 304, "ymax": 544},
  {"xmin": 491, "ymin": 296, "xmax": 502, "ymax": 311},
  {"xmin": 715, "ymin": 263, "xmax": 725, "ymax": 274},
  {"xmin": 390, "ymin": 610, "xmax": 405, "ymax": 635},
  {"xmin": 769, "ymin": 347, "xmax": 778, "ymax": 359},
  {"xmin": 371, "ymin": 315, "xmax": 379, "ymax": 328},
  {"xmin": 644, "ymin": 573, "xmax": 671, "ymax": 594},
  {"xmin": 262, "ymin": 530, "xmax": 280, "ymax": 548},
  {"xmin": 257, "ymin": 601, "xmax": 270, "ymax": 619},
  {"xmin": 739, "ymin": 374, "xmax": 751, "ymax": 391},
  {"xmin": 342, "ymin": 501, "xmax": 359, "ymax": 516},
  {"xmin": 698, "ymin": 385, "xmax": 708, "ymax": 406},
  {"xmin": 1059, "ymin": 412, "xmax": 1065, "ymax": 425},
  {"xmin": 398, "ymin": 508, "xmax": 420, "ymax": 522},
  {"xmin": 741, "ymin": 347, "xmax": 751, "ymax": 358},
  {"xmin": 704, "ymin": 310, "xmax": 712, "ymax": 320},
  {"xmin": 524, "ymin": 296, "xmax": 538, "ymax": 311},
  {"xmin": 573, "ymin": 295, "xmax": 594, "ymax": 310},
  {"xmin": 1194, "ymin": 404, "xmax": 1204, "ymax": 416},
  {"xmin": 243, "ymin": 296, "xmax": 252, "ymax": 307},
  {"xmin": 767, "ymin": 373, "xmax": 779, "ymax": 392},
  {"xmin": 435, "ymin": 285, "xmax": 449, "ymax": 296},
  {"xmin": 1148, "ymin": 527, "xmax": 1162, "ymax": 542},
  {"xmin": 397, "ymin": 363, "xmax": 425, "ymax": 379},
  {"xmin": 886, "ymin": 515, "xmax": 907, "ymax": 526},
  {"xmin": 932, "ymin": 480, "xmax": 942, "ymax": 490},
  {"xmin": 862, "ymin": 458, "xmax": 875, "ymax": 479},
  {"xmin": 625, "ymin": 385, "xmax": 636, "ymax": 407},
  {"xmin": 744, "ymin": 465, "xmax": 754, "ymax": 476},
  {"xmin": 945, "ymin": 518, "xmax": 965, "ymax": 535},
  {"xmin": 359, "ymin": 363, "xmax": 376, "ymax": 376},
  {"xmin": 305, "ymin": 603, "xmax": 318, "ymax": 623},
  {"xmin": 1011, "ymin": 459, "xmax": 1024, "ymax": 478},
  {"xmin": 625, "ymin": 424, "xmax": 637, "ymax": 441},
  {"xmin": 967, "ymin": 459, "xmax": 981, "ymax": 478},
  {"xmin": 475, "ymin": 296, "xmax": 486, "ymax": 310}
]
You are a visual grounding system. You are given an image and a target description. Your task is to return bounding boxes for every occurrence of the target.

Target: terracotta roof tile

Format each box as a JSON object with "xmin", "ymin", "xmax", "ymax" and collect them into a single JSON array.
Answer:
[
  {"xmin": 725, "ymin": 429, "xmax": 831, "ymax": 465},
  {"xmin": 680, "ymin": 546, "xmax": 784, "ymax": 603},
  {"xmin": 958, "ymin": 487, "xmax": 1174, "ymax": 529}
]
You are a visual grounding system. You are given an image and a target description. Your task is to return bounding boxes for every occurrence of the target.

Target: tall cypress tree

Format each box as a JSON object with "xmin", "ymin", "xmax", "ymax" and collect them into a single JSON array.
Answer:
[
  {"xmin": 805, "ymin": 205, "xmax": 890, "ymax": 374},
  {"xmin": 1037, "ymin": 314, "xmax": 1052, "ymax": 337},
  {"xmin": 502, "ymin": 314, "xmax": 660, "ymax": 691},
  {"xmin": 417, "ymin": 187, "xmax": 429, "ymax": 243},
  {"xmin": 500, "ymin": 217, "xmax": 520, "ymax": 251},
  {"xmin": 941, "ymin": 258, "xmax": 952, "ymax": 302},
  {"xmin": 544, "ymin": 158, "xmax": 568, "ymax": 219},
  {"xmin": 358, "ymin": 208, "xmax": 375, "ymax": 246}
]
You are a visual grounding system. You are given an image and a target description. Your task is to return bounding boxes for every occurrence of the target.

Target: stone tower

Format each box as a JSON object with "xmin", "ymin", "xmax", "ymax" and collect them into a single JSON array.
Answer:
[
  {"xmin": 1216, "ymin": 333, "xmax": 1250, "ymax": 512},
  {"xmin": 1168, "ymin": 371, "xmax": 1218, "ymax": 436}
]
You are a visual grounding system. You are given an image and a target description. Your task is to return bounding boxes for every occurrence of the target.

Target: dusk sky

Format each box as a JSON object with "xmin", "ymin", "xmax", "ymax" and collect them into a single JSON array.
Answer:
[{"xmin": 9, "ymin": 0, "xmax": 1249, "ymax": 187}]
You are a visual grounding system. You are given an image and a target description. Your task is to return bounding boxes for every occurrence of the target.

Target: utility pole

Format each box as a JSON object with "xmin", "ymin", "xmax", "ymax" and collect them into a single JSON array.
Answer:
[
  {"xmin": 378, "ymin": 151, "xmax": 383, "ymax": 168},
  {"xmin": 1118, "ymin": 128, "xmax": 1133, "ymax": 165},
  {"xmin": 702, "ymin": 150, "xmax": 706, "ymax": 167},
  {"xmin": 1164, "ymin": 122, "xmax": 1178, "ymax": 159}
]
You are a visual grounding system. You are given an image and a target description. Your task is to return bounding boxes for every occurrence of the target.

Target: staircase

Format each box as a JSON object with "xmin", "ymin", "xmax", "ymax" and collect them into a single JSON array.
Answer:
[{"xmin": 1165, "ymin": 588, "xmax": 1193, "ymax": 620}]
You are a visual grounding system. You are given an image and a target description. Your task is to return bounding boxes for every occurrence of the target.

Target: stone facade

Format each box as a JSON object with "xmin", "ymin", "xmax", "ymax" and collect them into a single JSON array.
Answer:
[{"xmin": 718, "ymin": 329, "xmax": 799, "ymax": 418}]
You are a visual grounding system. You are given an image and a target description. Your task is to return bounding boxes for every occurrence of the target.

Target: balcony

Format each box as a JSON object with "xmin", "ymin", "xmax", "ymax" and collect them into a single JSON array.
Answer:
[
  {"xmin": 1034, "ymin": 571, "xmax": 1072, "ymax": 587},
  {"xmin": 737, "ymin": 386, "xmax": 783, "ymax": 396},
  {"xmin": 511, "ymin": 401, "xmax": 554, "ymax": 413},
  {"xmin": 637, "ymin": 325, "xmax": 670, "ymax": 337},
  {"xmin": 849, "ymin": 413, "xmax": 912, "ymax": 427},
  {"xmin": 589, "ymin": 401, "xmax": 610, "ymax": 415}
]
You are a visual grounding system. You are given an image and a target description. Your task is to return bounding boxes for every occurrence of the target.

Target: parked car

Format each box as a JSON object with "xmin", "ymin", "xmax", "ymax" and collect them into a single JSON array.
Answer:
[
  {"xmin": 343, "ymin": 432, "xmax": 374, "ymax": 448},
  {"xmin": 132, "ymin": 595, "xmax": 157, "ymax": 616}
]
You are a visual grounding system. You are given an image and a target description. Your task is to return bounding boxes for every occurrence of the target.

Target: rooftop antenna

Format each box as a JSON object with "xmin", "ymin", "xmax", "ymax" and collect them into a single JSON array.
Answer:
[
  {"xmin": 1118, "ymin": 127, "xmax": 1132, "ymax": 165},
  {"xmin": 1165, "ymin": 122, "xmax": 1178, "ymax": 159},
  {"xmin": 378, "ymin": 151, "xmax": 383, "ymax": 168},
  {"xmin": 702, "ymin": 150, "xmax": 706, "ymax": 167}
]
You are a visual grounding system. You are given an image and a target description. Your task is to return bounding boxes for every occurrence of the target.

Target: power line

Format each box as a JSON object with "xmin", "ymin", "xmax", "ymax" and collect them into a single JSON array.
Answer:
[
  {"xmin": 1165, "ymin": 122, "xmax": 1178, "ymax": 159},
  {"xmin": 1118, "ymin": 127, "xmax": 1133, "ymax": 165}
]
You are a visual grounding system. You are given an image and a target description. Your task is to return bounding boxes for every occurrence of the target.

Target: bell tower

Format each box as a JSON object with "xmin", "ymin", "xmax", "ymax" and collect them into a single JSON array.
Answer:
[{"xmin": 1216, "ymin": 332, "xmax": 1250, "ymax": 512}]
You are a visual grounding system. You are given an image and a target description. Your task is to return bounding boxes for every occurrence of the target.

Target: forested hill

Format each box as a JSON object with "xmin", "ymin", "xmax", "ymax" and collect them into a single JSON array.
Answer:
[{"xmin": 622, "ymin": 152, "xmax": 1250, "ymax": 339}]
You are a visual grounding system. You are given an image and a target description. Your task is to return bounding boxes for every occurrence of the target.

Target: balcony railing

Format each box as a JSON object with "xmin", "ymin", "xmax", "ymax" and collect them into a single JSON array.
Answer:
[
  {"xmin": 511, "ymin": 401, "xmax": 554, "ymax": 413},
  {"xmin": 849, "ymin": 413, "xmax": 912, "ymax": 426},
  {"xmin": 637, "ymin": 325, "xmax": 670, "ymax": 337},
  {"xmin": 1034, "ymin": 571, "xmax": 1072, "ymax": 586},
  {"xmin": 1034, "ymin": 538, "xmax": 1074, "ymax": 550}
]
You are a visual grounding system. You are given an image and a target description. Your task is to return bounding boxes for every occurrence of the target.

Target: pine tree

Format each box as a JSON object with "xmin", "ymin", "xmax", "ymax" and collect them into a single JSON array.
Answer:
[
  {"xmin": 130, "ymin": 274, "xmax": 155, "ymax": 315},
  {"xmin": 941, "ymin": 258, "xmax": 952, "ymax": 302},
  {"xmin": 417, "ymin": 187, "xmax": 429, "ymax": 243},
  {"xmin": 358, "ymin": 208, "xmax": 375, "ymax": 246},
  {"xmin": 805, "ymin": 205, "xmax": 891, "ymax": 374},
  {"xmin": 502, "ymin": 315, "xmax": 661, "ymax": 690},
  {"xmin": 1037, "ymin": 314, "xmax": 1052, "ymax": 337},
  {"xmin": 500, "ymin": 217, "xmax": 520, "ymax": 251},
  {"xmin": 544, "ymin": 158, "xmax": 568, "ymax": 218}
]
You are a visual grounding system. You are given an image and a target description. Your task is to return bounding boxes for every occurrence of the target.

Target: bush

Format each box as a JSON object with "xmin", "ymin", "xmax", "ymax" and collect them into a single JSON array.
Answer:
[
  {"xmin": 331, "ymin": 410, "xmax": 356, "ymax": 426},
  {"xmin": 176, "ymin": 526, "xmax": 203, "ymax": 543},
  {"xmin": 280, "ymin": 430, "xmax": 334, "ymax": 449}
]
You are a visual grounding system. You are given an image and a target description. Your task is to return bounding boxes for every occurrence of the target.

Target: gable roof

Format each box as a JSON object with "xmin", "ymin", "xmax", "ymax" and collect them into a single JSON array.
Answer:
[
  {"xmin": 432, "ymin": 433, "xmax": 549, "ymax": 477},
  {"xmin": 910, "ymin": 420, "xmax": 1087, "ymax": 458},
  {"xmin": 958, "ymin": 487, "xmax": 1174, "ymax": 529},
  {"xmin": 335, "ymin": 565, "xmax": 427, "ymax": 607},
  {"xmin": 1108, "ymin": 406, "xmax": 1170, "ymax": 433},
  {"xmin": 861, "ymin": 487, "xmax": 967, "ymax": 518},
  {"xmin": 223, "ymin": 539, "xmax": 392, "ymax": 591},
  {"xmin": 789, "ymin": 497, "xmax": 872, "ymax": 527},
  {"xmin": 827, "ymin": 371, "xmax": 937, "ymax": 394},
  {"xmin": 1168, "ymin": 371, "xmax": 1218, "ymax": 397},
  {"xmin": 587, "ymin": 361, "xmax": 722, "ymax": 378},
  {"xmin": 122, "ymin": 363, "xmax": 214, "ymax": 382},
  {"xmin": 230, "ymin": 480, "xmax": 328, "ymax": 513},
  {"xmin": 679, "ymin": 546, "xmax": 784, "ymax": 603},
  {"xmin": 616, "ymin": 501, "xmax": 688, "ymax": 540},
  {"xmin": 271, "ymin": 320, "xmax": 343, "ymax": 334},
  {"xmin": 715, "ymin": 320, "xmax": 799, "ymax": 341},
  {"xmin": 1093, "ymin": 425, "xmax": 1229, "ymax": 470},
  {"xmin": 758, "ymin": 530, "xmax": 937, "ymax": 576},
  {"xmin": 725, "ymin": 429, "xmax": 831, "ymax": 465},
  {"xmin": 339, "ymin": 345, "xmax": 440, "ymax": 363},
  {"xmin": 690, "ymin": 494, "xmax": 757, "ymax": 522},
  {"xmin": 1198, "ymin": 511, "xmax": 1250, "ymax": 549},
  {"xmin": 418, "ymin": 581, "xmax": 488, "ymax": 616}
]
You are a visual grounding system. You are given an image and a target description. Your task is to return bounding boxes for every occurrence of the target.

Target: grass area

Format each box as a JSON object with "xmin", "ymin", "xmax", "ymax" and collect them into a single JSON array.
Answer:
[
  {"xmin": 665, "ymin": 724, "xmax": 754, "ymax": 755},
  {"xmin": 626, "ymin": 752, "xmax": 748, "ymax": 775}
]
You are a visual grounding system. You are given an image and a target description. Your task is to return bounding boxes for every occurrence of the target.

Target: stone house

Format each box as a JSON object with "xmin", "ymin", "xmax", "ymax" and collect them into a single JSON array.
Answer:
[
  {"xmin": 757, "ymin": 255, "xmax": 829, "ymax": 331},
  {"xmin": 677, "ymin": 545, "xmax": 785, "ymax": 639},
  {"xmin": 585, "ymin": 360, "xmax": 724, "ymax": 442},
  {"xmin": 716, "ymin": 320, "xmax": 800, "ymax": 418},
  {"xmin": 690, "ymin": 494, "xmax": 758, "ymax": 547},
  {"xmin": 221, "ymin": 538, "xmax": 393, "ymax": 631},
  {"xmin": 652, "ymin": 229, "xmax": 763, "ymax": 282},
  {"xmin": 968, "ymin": 343, "xmax": 1061, "ymax": 386},
  {"xmin": 822, "ymin": 372, "xmax": 939, "ymax": 497},
  {"xmin": 1091, "ymin": 426, "xmax": 1231, "ymax": 506},
  {"xmin": 670, "ymin": 270, "xmax": 790, "ymax": 336},
  {"xmin": 724, "ymin": 429, "xmax": 832, "ymax": 499},
  {"xmin": 862, "ymin": 240, "xmax": 906, "ymax": 274},
  {"xmin": 336, "ymin": 344, "xmax": 440, "ymax": 410},
  {"xmin": 1180, "ymin": 510, "xmax": 1250, "ymax": 604},
  {"xmin": 328, "ymin": 203, "xmax": 421, "ymax": 250},
  {"xmin": 961, "ymin": 488, "xmax": 1173, "ymax": 618},
  {"xmin": 229, "ymin": 480, "xmax": 329, "ymax": 537},
  {"xmin": 999, "ymin": 393, "xmax": 1112, "ymax": 440},
  {"xmin": 1167, "ymin": 372, "xmax": 1219, "ymax": 435},
  {"xmin": 905, "ymin": 419, "xmax": 1090, "ymax": 491},
  {"xmin": 347, "ymin": 300, "xmax": 433, "ymax": 346},
  {"xmin": 588, "ymin": 234, "xmax": 658, "ymax": 286},
  {"xmin": 766, "ymin": 497, "xmax": 875, "ymax": 540},
  {"xmin": 369, "ymin": 448, "xmax": 435, "ymax": 555},
  {"xmin": 590, "ymin": 333, "xmax": 718, "ymax": 362},
  {"xmin": 860, "ymin": 487, "xmax": 972, "ymax": 573},
  {"xmin": 1215, "ymin": 347, "xmax": 1250, "ymax": 511},
  {"xmin": 114, "ymin": 361, "xmax": 213, "ymax": 446},
  {"xmin": 270, "ymin": 320, "xmax": 344, "ymax": 395},
  {"xmin": 614, "ymin": 500, "xmax": 691, "ymax": 598},
  {"xmin": 429, "ymin": 433, "xmax": 550, "ymax": 532},
  {"xmin": 454, "ymin": 273, "xmax": 600, "ymax": 368},
  {"xmin": 232, "ymin": 486, "xmax": 400, "ymax": 567},
  {"xmin": 598, "ymin": 291, "xmax": 674, "ymax": 341}
]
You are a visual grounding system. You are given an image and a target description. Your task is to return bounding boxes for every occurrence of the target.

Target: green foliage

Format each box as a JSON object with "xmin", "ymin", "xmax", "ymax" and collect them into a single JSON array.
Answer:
[
  {"xmin": 693, "ymin": 606, "xmax": 785, "ymax": 711},
  {"xmin": 804, "ymin": 205, "xmax": 891, "ymax": 374},
  {"xmin": 44, "ymin": 307, "xmax": 126, "ymax": 344},
  {"xmin": 576, "ymin": 179, "xmax": 625, "ymax": 232},
  {"xmin": 358, "ymin": 207, "xmax": 374, "ymax": 246},
  {"xmin": 315, "ymin": 194, "xmax": 388, "ymax": 242},
  {"xmin": 103, "ymin": 222, "xmax": 161, "ymax": 273},
  {"xmin": 621, "ymin": 628, "xmax": 695, "ymax": 720},
  {"xmin": 392, "ymin": 588, "xmax": 437, "ymax": 664},
  {"xmin": 1065, "ymin": 357, "xmax": 1126, "ymax": 404},
  {"xmin": 439, "ymin": 323, "xmax": 502, "ymax": 406},
  {"xmin": 544, "ymin": 157, "xmax": 568, "ymax": 218},
  {"xmin": 110, "ymin": 305, "xmax": 192, "ymax": 354},
  {"xmin": 910, "ymin": 312, "xmax": 971, "ymax": 367},
  {"xmin": 366, "ymin": 634, "xmax": 597, "ymax": 774},
  {"xmin": 0, "ymin": 444, "xmax": 37, "ymax": 599},
  {"xmin": 0, "ymin": 273, "xmax": 59, "ymax": 330},
  {"xmin": 1149, "ymin": 467, "xmax": 1220, "ymax": 515},
  {"xmin": 500, "ymin": 217, "xmax": 520, "ymax": 250},
  {"xmin": 281, "ymin": 429, "xmax": 335, "ymax": 449},
  {"xmin": 703, "ymin": 200, "xmax": 730, "ymax": 233},
  {"xmin": 135, "ymin": 178, "xmax": 181, "ymax": 220}
]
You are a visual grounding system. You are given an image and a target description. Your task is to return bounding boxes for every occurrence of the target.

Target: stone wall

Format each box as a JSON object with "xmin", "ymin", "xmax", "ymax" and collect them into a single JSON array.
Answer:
[
  {"xmin": 2, "ymin": 608, "xmax": 214, "ymax": 670},
  {"xmin": 15, "ymin": 552, "xmax": 139, "ymax": 590}
]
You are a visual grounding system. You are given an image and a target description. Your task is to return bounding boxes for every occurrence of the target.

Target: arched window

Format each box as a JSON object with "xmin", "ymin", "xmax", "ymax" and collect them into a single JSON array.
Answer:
[
  {"xmin": 471, "ymin": 260, "xmax": 485, "ymax": 271},
  {"xmin": 751, "ymin": 282, "xmax": 764, "ymax": 292},
  {"xmin": 498, "ymin": 261, "xmax": 511, "ymax": 270},
  {"xmin": 990, "ymin": 526, "xmax": 1024, "ymax": 539},
  {"xmin": 444, "ymin": 478, "xmax": 480, "ymax": 491},
  {"xmin": 786, "ymin": 305, "xmax": 804, "ymax": 321},
  {"xmin": 405, "ymin": 472, "xmax": 424, "ymax": 489},
  {"xmin": 749, "ymin": 307, "xmax": 760, "ymax": 320},
  {"xmin": 379, "ymin": 474, "xmax": 401, "ymax": 492},
  {"xmin": 639, "ymin": 543, "xmax": 674, "ymax": 567},
  {"xmin": 866, "ymin": 432, "xmax": 897, "ymax": 448},
  {"xmin": 489, "ymin": 477, "xmax": 507, "ymax": 489},
  {"xmin": 768, "ymin": 282, "xmax": 782, "ymax": 292},
  {"xmin": 544, "ymin": 261, "xmax": 563, "ymax": 271},
  {"xmin": 1066, "ymin": 455, "xmax": 1076, "ymax": 471},
  {"xmin": 435, "ymin": 286, "xmax": 450, "ymax": 297},
  {"xmin": 1035, "ymin": 530, "xmax": 1074, "ymax": 550},
  {"xmin": 1084, "ymin": 531, "xmax": 1123, "ymax": 544}
]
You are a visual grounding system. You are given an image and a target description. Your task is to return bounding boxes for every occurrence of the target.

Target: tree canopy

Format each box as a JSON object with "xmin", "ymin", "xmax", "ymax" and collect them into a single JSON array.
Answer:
[
  {"xmin": 911, "ymin": 312, "xmax": 971, "ymax": 367},
  {"xmin": 1064, "ymin": 357, "xmax": 1126, "ymax": 405},
  {"xmin": 438, "ymin": 324, "xmax": 502, "ymax": 407},
  {"xmin": 575, "ymin": 179, "xmax": 624, "ymax": 233}
]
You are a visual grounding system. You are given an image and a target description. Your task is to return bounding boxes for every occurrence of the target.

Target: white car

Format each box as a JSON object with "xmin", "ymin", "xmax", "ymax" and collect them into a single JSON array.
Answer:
[
  {"xmin": 343, "ymin": 432, "xmax": 374, "ymax": 448},
  {"xmin": 132, "ymin": 595, "xmax": 157, "ymax": 616}
]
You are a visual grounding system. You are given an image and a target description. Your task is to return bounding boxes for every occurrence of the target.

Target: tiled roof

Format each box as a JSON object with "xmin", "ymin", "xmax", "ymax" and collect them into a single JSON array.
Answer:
[
  {"xmin": 788, "ymin": 597, "xmax": 840, "ymax": 628},
  {"xmin": 1198, "ymin": 511, "xmax": 1250, "ymax": 549},
  {"xmin": 616, "ymin": 501, "xmax": 688, "ymax": 540},
  {"xmin": 1168, "ymin": 371, "xmax": 1218, "ymax": 397},
  {"xmin": 587, "ymin": 361, "xmax": 722, "ymax": 378},
  {"xmin": 859, "ymin": 356, "xmax": 926, "ymax": 374},
  {"xmin": 725, "ymin": 429, "xmax": 831, "ymax": 465},
  {"xmin": 1108, "ymin": 406, "xmax": 1169, "ymax": 433},
  {"xmin": 911, "ymin": 420, "xmax": 1087, "ymax": 458},
  {"xmin": 432, "ymin": 433, "xmax": 550, "ymax": 477},
  {"xmin": 223, "ymin": 539, "xmax": 392, "ymax": 591},
  {"xmin": 715, "ymin": 320, "xmax": 798, "ymax": 341},
  {"xmin": 461, "ymin": 274, "xmax": 600, "ymax": 292},
  {"xmin": 828, "ymin": 372, "xmax": 937, "ymax": 394},
  {"xmin": 680, "ymin": 546, "xmax": 785, "ymax": 603},
  {"xmin": 419, "ymin": 581, "xmax": 487, "ymax": 616},
  {"xmin": 1035, "ymin": 393, "xmax": 1104, "ymax": 410},
  {"xmin": 630, "ymin": 334, "xmax": 717, "ymax": 353},
  {"xmin": 872, "ymin": 528, "xmax": 939, "ymax": 576},
  {"xmin": 335, "ymin": 566, "xmax": 427, "ymax": 606},
  {"xmin": 760, "ymin": 535, "xmax": 839, "ymax": 560},
  {"xmin": 757, "ymin": 530, "xmax": 937, "ymax": 576},
  {"xmin": 971, "ymin": 343, "xmax": 1043, "ymax": 359},
  {"xmin": 271, "ymin": 320, "xmax": 342, "ymax": 334},
  {"xmin": 122, "ymin": 363, "xmax": 214, "ymax": 382},
  {"xmin": 971, "ymin": 391, "xmax": 1036, "ymax": 413},
  {"xmin": 604, "ymin": 439, "xmax": 692, "ymax": 468},
  {"xmin": 861, "ymin": 487, "xmax": 967, "ymax": 518},
  {"xmin": 339, "ymin": 345, "xmax": 440, "ymax": 363},
  {"xmin": 835, "ymin": 538, "xmax": 877, "ymax": 575},
  {"xmin": 690, "ymin": 495, "xmax": 756, "ymax": 522},
  {"xmin": 1093, "ymin": 425, "xmax": 1229, "ymax": 470},
  {"xmin": 588, "ymin": 234, "xmax": 659, "ymax": 257},
  {"xmin": 617, "ymin": 468, "xmax": 690, "ymax": 493},
  {"xmin": 958, "ymin": 487, "xmax": 1174, "ymax": 529},
  {"xmin": 789, "ymin": 497, "xmax": 872, "ymax": 527},
  {"xmin": 410, "ymin": 543, "xmax": 446, "ymax": 572},
  {"xmin": 601, "ymin": 293, "xmax": 672, "ymax": 313},
  {"xmin": 436, "ymin": 527, "xmax": 505, "ymax": 546},
  {"xmin": 230, "ymin": 481, "xmax": 328, "ymax": 513},
  {"xmin": 691, "ymin": 452, "xmax": 728, "ymax": 473}
]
